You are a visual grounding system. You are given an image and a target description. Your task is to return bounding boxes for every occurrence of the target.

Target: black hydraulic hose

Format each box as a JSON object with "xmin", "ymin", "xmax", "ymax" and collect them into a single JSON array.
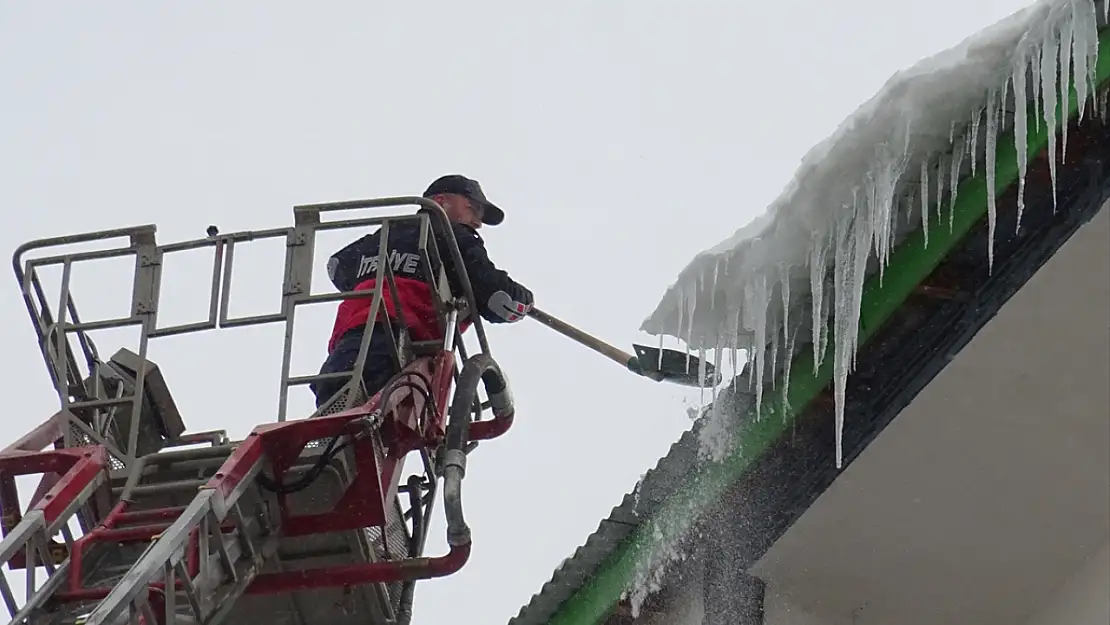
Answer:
[
  {"xmin": 256, "ymin": 432, "xmax": 352, "ymax": 495},
  {"xmin": 255, "ymin": 371, "xmax": 434, "ymax": 496},
  {"xmin": 442, "ymin": 353, "xmax": 511, "ymax": 547}
]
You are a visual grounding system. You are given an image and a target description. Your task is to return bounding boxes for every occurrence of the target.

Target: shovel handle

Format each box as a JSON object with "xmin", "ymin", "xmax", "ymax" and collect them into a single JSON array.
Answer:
[{"xmin": 528, "ymin": 307, "xmax": 638, "ymax": 370}]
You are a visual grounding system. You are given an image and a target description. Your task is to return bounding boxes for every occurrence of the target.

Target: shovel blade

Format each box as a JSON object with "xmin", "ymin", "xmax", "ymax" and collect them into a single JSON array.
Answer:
[{"xmin": 632, "ymin": 344, "xmax": 722, "ymax": 388}]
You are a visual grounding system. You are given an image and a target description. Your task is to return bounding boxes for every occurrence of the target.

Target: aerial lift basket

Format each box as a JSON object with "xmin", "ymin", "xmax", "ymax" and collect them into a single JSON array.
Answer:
[{"xmin": 0, "ymin": 197, "xmax": 514, "ymax": 625}]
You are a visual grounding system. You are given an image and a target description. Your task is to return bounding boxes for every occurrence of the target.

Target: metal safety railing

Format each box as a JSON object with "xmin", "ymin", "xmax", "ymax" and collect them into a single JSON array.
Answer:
[{"xmin": 11, "ymin": 196, "xmax": 494, "ymax": 466}]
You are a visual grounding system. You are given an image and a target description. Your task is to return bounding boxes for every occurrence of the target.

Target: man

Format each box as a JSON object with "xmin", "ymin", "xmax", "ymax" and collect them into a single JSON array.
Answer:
[{"xmin": 311, "ymin": 174, "xmax": 534, "ymax": 408}]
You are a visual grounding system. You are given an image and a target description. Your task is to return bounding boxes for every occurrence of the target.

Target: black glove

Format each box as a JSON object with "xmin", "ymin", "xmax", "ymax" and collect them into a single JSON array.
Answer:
[{"xmin": 488, "ymin": 283, "xmax": 534, "ymax": 322}]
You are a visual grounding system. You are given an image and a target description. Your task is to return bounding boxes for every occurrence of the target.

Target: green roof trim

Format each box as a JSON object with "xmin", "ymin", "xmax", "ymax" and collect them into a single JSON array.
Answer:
[{"xmin": 542, "ymin": 25, "xmax": 1110, "ymax": 625}]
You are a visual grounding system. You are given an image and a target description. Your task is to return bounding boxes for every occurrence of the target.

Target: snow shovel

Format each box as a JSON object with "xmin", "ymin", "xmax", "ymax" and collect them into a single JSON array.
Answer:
[{"xmin": 527, "ymin": 307, "xmax": 721, "ymax": 388}]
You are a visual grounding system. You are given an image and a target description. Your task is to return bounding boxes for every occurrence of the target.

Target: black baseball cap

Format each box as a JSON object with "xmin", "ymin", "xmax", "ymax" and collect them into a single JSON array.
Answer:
[{"xmin": 423, "ymin": 174, "xmax": 505, "ymax": 226}]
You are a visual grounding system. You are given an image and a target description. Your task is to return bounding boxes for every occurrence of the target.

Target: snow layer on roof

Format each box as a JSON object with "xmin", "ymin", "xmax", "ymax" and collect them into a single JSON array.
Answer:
[{"xmin": 640, "ymin": 0, "xmax": 1104, "ymax": 468}]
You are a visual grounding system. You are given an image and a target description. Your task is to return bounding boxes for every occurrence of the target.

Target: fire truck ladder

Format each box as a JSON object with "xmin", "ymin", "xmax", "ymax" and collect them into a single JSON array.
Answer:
[{"xmin": 0, "ymin": 197, "xmax": 516, "ymax": 625}]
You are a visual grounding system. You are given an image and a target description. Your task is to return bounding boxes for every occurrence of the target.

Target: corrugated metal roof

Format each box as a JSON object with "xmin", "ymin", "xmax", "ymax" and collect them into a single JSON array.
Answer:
[
  {"xmin": 507, "ymin": 388, "xmax": 755, "ymax": 625},
  {"xmin": 505, "ymin": 431, "xmax": 691, "ymax": 624}
]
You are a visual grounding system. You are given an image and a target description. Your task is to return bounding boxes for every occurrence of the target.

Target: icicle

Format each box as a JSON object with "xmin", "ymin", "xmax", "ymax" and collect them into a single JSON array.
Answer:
[
  {"xmin": 709, "ymin": 259, "xmax": 720, "ymax": 310},
  {"xmin": 751, "ymin": 276, "xmax": 768, "ymax": 419},
  {"xmin": 674, "ymin": 288, "xmax": 685, "ymax": 364},
  {"xmin": 728, "ymin": 337, "xmax": 737, "ymax": 379},
  {"xmin": 920, "ymin": 160, "xmax": 930, "ymax": 247},
  {"xmin": 827, "ymin": 185, "xmax": 875, "ymax": 467},
  {"xmin": 871, "ymin": 146, "xmax": 903, "ymax": 276},
  {"xmin": 934, "ymin": 153, "xmax": 946, "ymax": 224},
  {"xmin": 985, "ymin": 89, "xmax": 999, "ymax": 271},
  {"xmin": 780, "ymin": 264, "xmax": 793, "ymax": 414},
  {"xmin": 1001, "ymin": 73, "xmax": 1011, "ymax": 133},
  {"xmin": 902, "ymin": 114, "xmax": 913, "ymax": 157},
  {"xmin": 697, "ymin": 348, "xmax": 708, "ymax": 405},
  {"xmin": 1086, "ymin": 4, "xmax": 1099, "ymax": 100},
  {"xmin": 711, "ymin": 339, "xmax": 723, "ymax": 406},
  {"xmin": 850, "ymin": 191, "xmax": 872, "ymax": 368},
  {"xmin": 904, "ymin": 185, "xmax": 917, "ymax": 226},
  {"xmin": 658, "ymin": 332, "xmax": 665, "ymax": 371},
  {"xmin": 809, "ymin": 233, "xmax": 830, "ymax": 372},
  {"xmin": 969, "ymin": 107, "xmax": 982, "ymax": 176},
  {"xmin": 949, "ymin": 137, "xmax": 964, "ymax": 231},
  {"xmin": 1042, "ymin": 21, "xmax": 1060, "ymax": 211},
  {"xmin": 684, "ymin": 283, "xmax": 696, "ymax": 373},
  {"xmin": 962, "ymin": 133, "xmax": 974, "ymax": 185},
  {"xmin": 1073, "ymin": 0, "xmax": 1100, "ymax": 124},
  {"xmin": 729, "ymin": 299, "xmax": 741, "ymax": 375},
  {"xmin": 830, "ymin": 199, "xmax": 870, "ymax": 469},
  {"xmin": 831, "ymin": 213, "xmax": 852, "ymax": 469},
  {"xmin": 1014, "ymin": 47, "xmax": 1029, "ymax": 231},
  {"xmin": 1032, "ymin": 46, "xmax": 1042, "ymax": 132},
  {"xmin": 734, "ymin": 306, "xmax": 746, "ymax": 391},
  {"xmin": 865, "ymin": 173, "xmax": 882, "ymax": 284},
  {"xmin": 1072, "ymin": 0, "xmax": 1091, "ymax": 122},
  {"xmin": 769, "ymin": 308, "xmax": 779, "ymax": 392},
  {"xmin": 892, "ymin": 191, "xmax": 906, "ymax": 239},
  {"xmin": 1059, "ymin": 13, "xmax": 1074, "ymax": 162}
]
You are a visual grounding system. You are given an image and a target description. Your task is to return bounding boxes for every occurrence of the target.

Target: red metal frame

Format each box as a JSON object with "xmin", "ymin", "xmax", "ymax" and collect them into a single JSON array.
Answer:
[
  {"xmin": 61, "ymin": 497, "xmax": 236, "ymax": 597},
  {"xmin": 0, "ymin": 413, "xmax": 229, "ymax": 607},
  {"xmin": 211, "ymin": 351, "xmax": 458, "ymax": 538},
  {"xmin": 208, "ymin": 347, "xmax": 513, "ymax": 592},
  {"xmin": 0, "ymin": 435, "xmax": 110, "ymax": 571},
  {"xmin": 0, "ymin": 411, "xmax": 74, "ymax": 539},
  {"xmin": 0, "ymin": 447, "xmax": 108, "ymax": 530}
]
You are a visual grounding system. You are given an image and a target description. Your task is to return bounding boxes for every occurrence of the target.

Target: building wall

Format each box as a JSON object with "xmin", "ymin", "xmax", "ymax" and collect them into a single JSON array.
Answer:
[
  {"xmin": 759, "ymin": 541, "xmax": 1109, "ymax": 625},
  {"xmin": 762, "ymin": 585, "xmax": 849, "ymax": 625},
  {"xmin": 1022, "ymin": 540, "xmax": 1109, "ymax": 625}
]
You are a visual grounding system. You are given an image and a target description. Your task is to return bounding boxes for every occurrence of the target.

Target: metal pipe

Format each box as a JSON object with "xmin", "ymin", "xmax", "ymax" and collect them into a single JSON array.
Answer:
[
  {"xmin": 114, "ymin": 507, "xmax": 185, "ymax": 525},
  {"xmin": 136, "ymin": 443, "xmax": 234, "ymax": 465},
  {"xmin": 176, "ymin": 430, "xmax": 228, "ymax": 446},
  {"xmin": 241, "ymin": 544, "xmax": 471, "ymax": 594},
  {"xmin": 115, "ymin": 478, "xmax": 208, "ymax": 497}
]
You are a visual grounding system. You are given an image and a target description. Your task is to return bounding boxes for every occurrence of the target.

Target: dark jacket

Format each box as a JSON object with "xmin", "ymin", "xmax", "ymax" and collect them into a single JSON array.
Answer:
[{"xmin": 326, "ymin": 218, "xmax": 530, "ymax": 351}]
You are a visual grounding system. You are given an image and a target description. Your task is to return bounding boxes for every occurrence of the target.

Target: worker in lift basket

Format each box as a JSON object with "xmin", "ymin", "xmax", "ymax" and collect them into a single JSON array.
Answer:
[{"xmin": 310, "ymin": 174, "xmax": 534, "ymax": 408}]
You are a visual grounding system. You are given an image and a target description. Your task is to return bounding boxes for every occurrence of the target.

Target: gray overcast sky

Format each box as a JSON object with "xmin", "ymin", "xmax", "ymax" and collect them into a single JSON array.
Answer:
[{"xmin": 1, "ymin": 1, "xmax": 1035, "ymax": 623}]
